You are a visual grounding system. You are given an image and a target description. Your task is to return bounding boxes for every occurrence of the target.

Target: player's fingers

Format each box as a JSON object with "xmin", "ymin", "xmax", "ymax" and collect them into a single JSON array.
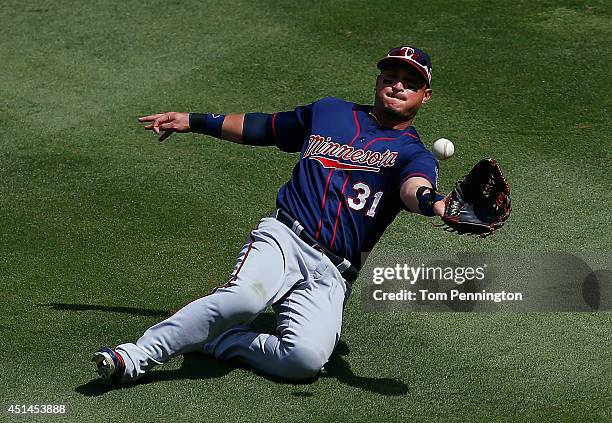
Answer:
[
  {"xmin": 160, "ymin": 122, "xmax": 179, "ymax": 131},
  {"xmin": 143, "ymin": 123, "xmax": 154, "ymax": 130},
  {"xmin": 138, "ymin": 114, "xmax": 164, "ymax": 122},
  {"xmin": 152, "ymin": 115, "xmax": 172, "ymax": 134},
  {"xmin": 159, "ymin": 130, "xmax": 173, "ymax": 142}
]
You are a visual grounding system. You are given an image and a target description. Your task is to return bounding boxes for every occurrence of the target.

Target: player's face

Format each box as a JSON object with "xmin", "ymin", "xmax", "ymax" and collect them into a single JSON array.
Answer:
[{"xmin": 374, "ymin": 65, "xmax": 432, "ymax": 121}]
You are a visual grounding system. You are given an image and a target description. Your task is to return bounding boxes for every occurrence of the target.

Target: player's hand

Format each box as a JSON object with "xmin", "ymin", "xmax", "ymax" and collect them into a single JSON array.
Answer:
[{"xmin": 138, "ymin": 112, "xmax": 190, "ymax": 142}]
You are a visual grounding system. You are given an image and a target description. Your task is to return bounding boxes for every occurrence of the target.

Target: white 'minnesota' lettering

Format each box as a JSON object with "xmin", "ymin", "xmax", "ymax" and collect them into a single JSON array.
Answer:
[{"xmin": 304, "ymin": 134, "xmax": 399, "ymax": 168}]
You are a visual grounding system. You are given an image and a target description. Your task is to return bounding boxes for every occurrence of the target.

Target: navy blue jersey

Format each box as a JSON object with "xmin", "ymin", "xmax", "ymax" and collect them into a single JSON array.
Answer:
[{"xmin": 273, "ymin": 97, "xmax": 438, "ymax": 267}]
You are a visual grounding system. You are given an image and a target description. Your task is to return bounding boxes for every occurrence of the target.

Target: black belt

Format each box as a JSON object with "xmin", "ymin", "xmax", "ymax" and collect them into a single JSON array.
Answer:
[{"xmin": 274, "ymin": 209, "xmax": 359, "ymax": 283}]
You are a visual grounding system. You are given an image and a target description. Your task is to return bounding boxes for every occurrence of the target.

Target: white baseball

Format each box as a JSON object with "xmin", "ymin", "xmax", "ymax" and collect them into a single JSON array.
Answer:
[{"xmin": 432, "ymin": 138, "xmax": 455, "ymax": 160}]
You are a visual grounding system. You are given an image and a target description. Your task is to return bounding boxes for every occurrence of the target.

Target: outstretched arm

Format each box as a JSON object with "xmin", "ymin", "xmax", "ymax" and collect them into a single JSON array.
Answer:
[
  {"xmin": 139, "ymin": 106, "xmax": 310, "ymax": 153},
  {"xmin": 138, "ymin": 112, "xmax": 245, "ymax": 143},
  {"xmin": 400, "ymin": 176, "xmax": 445, "ymax": 217}
]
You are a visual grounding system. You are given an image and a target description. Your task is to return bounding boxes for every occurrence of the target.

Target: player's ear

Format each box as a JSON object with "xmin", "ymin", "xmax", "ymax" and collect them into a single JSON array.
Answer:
[{"xmin": 422, "ymin": 88, "xmax": 433, "ymax": 104}]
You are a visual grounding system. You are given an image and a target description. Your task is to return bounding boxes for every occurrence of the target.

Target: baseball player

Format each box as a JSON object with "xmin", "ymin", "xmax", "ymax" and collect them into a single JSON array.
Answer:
[{"xmin": 93, "ymin": 46, "xmax": 510, "ymax": 384}]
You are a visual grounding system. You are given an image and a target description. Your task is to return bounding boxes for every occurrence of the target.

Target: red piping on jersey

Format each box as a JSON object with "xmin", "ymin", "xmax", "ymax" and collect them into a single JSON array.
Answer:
[
  {"xmin": 320, "ymin": 170, "xmax": 335, "ymax": 209},
  {"xmin": 271, "ymin": 113, "xmax": 278, "ymax": 139},
  {"xmin": 315, "ymin": 170, "xmax": 334, "ymax": 238},
  {"xmin": 315, "ymin": 110, "xmax": 361, "ymax": 240},
  {"xmin": 362, "ymin": 130, "xmax": 416, "ymax": 150},
  {"xmin": 402, "ymin": 131, "xmax": 418, "ymax": 139},
  {"xmin": 330, "ymin": 174, "xmax": 351, "ymax": 249}
]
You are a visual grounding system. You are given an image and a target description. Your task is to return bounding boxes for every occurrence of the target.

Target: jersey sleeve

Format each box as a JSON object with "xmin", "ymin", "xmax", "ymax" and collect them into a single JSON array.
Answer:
[
  {"xmin": 271, "ymin": 102, "xmax": 314, "ymax": 152},
  {"xmin": 398, "ymin": 150, "xmax": 439, "ymax": 189}
]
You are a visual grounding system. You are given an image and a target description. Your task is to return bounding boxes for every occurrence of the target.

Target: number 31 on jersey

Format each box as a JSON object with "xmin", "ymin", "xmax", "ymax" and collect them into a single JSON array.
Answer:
[{"xmin": 347, "ymin": 182, "xmax": 383, "ymax": 217}]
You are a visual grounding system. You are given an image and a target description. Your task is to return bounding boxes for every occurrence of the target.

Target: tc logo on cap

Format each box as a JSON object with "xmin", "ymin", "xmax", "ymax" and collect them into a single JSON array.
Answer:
[{"xmin": 377, "ymin": 45, "xmax": 433, "ymax": 86}]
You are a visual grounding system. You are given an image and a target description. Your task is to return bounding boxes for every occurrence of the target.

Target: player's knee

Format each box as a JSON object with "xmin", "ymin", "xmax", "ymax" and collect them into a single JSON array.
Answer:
[{"xmin": 277, "ymin": 345, "xmax": 326, "ymax": 381}]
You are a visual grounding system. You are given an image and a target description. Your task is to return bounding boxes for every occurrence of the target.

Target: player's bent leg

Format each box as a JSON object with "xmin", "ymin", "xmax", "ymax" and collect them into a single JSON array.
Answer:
[
  {"xmin": 101, "ymin": 218, "xmax": 296, "ymax": 384},
  {"xmin": 202, "ymin": 327, "xmax": 327, "ymax": 381},
  {"xmin": 203, "ymin": 254, "xmax": 350, "ymax": 381},
  {"xmin": 114, "ymin": 288, "xmax": 267, "ymax": 382}
]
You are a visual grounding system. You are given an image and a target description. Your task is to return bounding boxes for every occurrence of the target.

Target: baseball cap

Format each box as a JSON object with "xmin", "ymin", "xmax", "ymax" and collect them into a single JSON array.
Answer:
[{"xmin": 377, "ymin": 46, "xmax": 433, "ymax": 87}]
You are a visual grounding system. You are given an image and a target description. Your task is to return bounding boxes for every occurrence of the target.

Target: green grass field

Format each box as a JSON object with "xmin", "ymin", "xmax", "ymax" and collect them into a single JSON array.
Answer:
[{"xmin": 1, "ymin": 0, "xmax": 611, "ymax": 421}]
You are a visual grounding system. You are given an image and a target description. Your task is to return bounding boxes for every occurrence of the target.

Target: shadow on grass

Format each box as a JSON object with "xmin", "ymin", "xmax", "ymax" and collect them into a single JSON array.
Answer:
[
  {"xmin": 320, "ymin": 341, "xmax": 409, "ymax": 396},
  {"xmin": 57, "ymin": 305, "xmax": 407, "ymax": 397},
  {"xmin": 41, "ymin": 302, "xmax": 169, "ymax": 318},
  {"xmin": 75, "ymin": 353, "xmax": 236, "ymax": 397}
]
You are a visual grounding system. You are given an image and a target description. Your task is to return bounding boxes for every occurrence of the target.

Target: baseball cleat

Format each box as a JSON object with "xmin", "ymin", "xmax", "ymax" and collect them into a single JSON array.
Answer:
[{"xmin": 92, "ymin": 347, "xmax": 125, "ymax": 385}]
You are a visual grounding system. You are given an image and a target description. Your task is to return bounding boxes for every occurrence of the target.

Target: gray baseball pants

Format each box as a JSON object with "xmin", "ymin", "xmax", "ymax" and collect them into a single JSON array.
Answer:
[{"xmin": 115, "ymin": 217, "xmax": 351, "ymax": 381}]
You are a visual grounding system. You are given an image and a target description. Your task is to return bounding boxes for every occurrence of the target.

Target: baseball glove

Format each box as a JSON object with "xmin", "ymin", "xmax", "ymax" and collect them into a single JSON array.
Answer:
[{"xmin": 442, "ymin": 158, "xmax": 511, "ymax": 237}]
